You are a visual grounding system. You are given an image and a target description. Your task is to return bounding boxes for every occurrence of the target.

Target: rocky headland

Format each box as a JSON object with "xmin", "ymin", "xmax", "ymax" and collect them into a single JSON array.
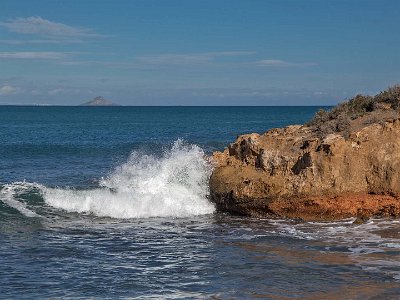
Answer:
[{"xmin": 210, "ymin": 86, "xmax": 400, "ymax": 221}]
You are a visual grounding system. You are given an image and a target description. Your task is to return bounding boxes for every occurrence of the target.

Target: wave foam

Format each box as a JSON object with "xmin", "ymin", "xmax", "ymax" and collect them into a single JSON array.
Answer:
[
  {"xmin": 43, "ymin": 140, "xmax": 215, "ymax": 218},
  {"xmin": 0, "ymin": 182, "xmax": 41, "ymax": 217}
]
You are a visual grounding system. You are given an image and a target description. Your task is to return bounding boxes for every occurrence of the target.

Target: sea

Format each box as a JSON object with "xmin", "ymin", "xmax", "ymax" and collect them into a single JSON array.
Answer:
[{"xmin": 1, "ymin": 106, "xmax": 400, "ymax": 299}]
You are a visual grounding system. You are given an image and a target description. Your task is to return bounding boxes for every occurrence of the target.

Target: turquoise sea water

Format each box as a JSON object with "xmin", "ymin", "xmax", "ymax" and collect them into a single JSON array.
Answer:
[{"xmin": 1, "ymin": 106, "xmax": 400, "ymax": 298}]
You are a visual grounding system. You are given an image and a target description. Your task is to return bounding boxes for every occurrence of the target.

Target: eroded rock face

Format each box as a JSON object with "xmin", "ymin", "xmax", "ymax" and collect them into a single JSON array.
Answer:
[{"xmin": 210, "ymin": 120, "xmax": 400, "ymax": 220}]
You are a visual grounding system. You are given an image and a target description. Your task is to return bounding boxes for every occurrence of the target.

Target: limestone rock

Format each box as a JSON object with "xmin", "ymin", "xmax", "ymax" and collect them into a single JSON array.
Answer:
[{"xmin": 210, "ymin": 119, "xmax": 400, "ymax": 220}]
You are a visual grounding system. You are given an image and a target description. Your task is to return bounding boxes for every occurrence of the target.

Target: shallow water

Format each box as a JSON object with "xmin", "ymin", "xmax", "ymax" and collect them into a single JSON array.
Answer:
[
  {"xmin": 1, "ymin": 106, "xmax": 400, "ymax": 298},
  {"xmin": 2, "ymin": 207, "xmax": 400, "ymax": 298}
]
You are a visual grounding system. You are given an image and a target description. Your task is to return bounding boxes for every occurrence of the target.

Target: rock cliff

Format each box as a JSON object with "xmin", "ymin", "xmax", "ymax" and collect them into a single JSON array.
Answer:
[{"xmin": 210, "ymin": 87, "xmax": 400, "ymax": 221}]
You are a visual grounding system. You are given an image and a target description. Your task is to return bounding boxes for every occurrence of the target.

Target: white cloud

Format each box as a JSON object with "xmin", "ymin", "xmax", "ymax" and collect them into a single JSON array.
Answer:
[
  {"xmin": 136, "ymin": 51, "xmax": 255, "ymax": 65},
  {"xmin": 0, "ymin": 39, "xmax": 83, "ymax": 45},
  {"xmin": 257, "ymin": 59, "xmax": 292, "ymax": 67},
  {"xmin": 48, "ymin": 88, "xmax": 65, "ymax": 96},
  {"xmin": 133, "ymin": 53, "xmax": 315, "ymax": 70},
  {"xmin": 1, "ymin": 16, "xmax": 105, "ymax": 39},
  {"xmin": 47, "ymin": 88, "xmax": 81, "ymax": 96},
  {"xmin": 56, "ymin": 60, "xmax": 88, "ymax": 65},
  {"xmin": 30, "ymin": 89, "xmax": 44, "ymax": 96},
  {"xmin": 256, "ymin": 59, "xmax": 316, "ymax": 67},
  {"xmin": 0, "ymin": 85, "xmax": 21, "ymax": 95},
  {"xmin": 0, "ymin": 51, "xmax": 70, "ymax": 59}
]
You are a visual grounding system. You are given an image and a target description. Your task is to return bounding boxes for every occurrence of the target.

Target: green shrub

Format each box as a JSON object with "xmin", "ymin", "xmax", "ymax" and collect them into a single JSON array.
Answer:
[
  {"xmin": 374, "ymin": 85, "xmax": 400, "ymax": 110},
  {"xmin": 306, "ymin": 85, "xmax": 400, "ymax": 137}
]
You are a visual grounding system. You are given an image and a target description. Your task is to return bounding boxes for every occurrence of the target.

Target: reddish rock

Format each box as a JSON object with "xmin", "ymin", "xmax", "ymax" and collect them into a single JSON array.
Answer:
[{"xmin": 210, "ymin": 118, "xmax": 400, "ymax": 221}]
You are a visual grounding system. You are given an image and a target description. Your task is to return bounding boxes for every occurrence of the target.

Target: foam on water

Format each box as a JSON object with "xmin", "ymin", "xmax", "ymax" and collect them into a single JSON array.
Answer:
[
  {"xmin": 0, "ymin": 182, "xmax": 41, "ymax": 217},
  {"xmin": 1, "ymin": 140, "xmax": 400, "ymax": 281},
  {"xmin": 43, "ymin": 140, "xmax": 215, "ymax": 218},
  {"xmin": 269, "ymin": 218, "xmax": 400, "ymax": 280}
]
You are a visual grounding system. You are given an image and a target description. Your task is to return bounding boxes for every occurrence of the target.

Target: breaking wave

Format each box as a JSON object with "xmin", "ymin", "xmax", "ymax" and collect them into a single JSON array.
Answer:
[
  {"xmin": 0, "ymin": 140, "xmax": 215, "ymax": 219},
  {"xmin": 0, "ymin": 182, "xmax": 42, "ymax": 218}
]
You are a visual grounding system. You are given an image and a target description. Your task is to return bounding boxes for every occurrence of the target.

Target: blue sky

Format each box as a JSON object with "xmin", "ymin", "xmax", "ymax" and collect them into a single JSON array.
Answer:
[{"xmin": 0, "ymin": 0, "xmax": 399, "ymax": 105}]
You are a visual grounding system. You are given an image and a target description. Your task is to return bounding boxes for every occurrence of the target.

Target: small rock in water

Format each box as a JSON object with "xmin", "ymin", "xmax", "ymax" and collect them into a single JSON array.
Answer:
[{"xmin": 353, "ymin": 215, "xmax": 370, "ymax": 224}]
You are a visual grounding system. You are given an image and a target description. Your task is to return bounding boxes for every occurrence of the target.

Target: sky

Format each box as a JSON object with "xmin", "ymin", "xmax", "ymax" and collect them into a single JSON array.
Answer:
[{"xmin": 0, "ymin": 0, "xmax": 400, "ymax": 105}]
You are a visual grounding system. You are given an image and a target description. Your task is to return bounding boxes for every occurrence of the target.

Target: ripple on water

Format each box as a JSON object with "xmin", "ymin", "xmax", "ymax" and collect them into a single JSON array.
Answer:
[{"xmin": 1, "ymin": 190, "xmax": 400, "ymax": 298}]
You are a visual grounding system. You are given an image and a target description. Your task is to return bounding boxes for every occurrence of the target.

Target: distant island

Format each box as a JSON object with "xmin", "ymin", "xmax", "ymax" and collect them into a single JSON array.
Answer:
[{"xmin": 79, "ymin": 96, "xmax": 119, "ymax": 106}]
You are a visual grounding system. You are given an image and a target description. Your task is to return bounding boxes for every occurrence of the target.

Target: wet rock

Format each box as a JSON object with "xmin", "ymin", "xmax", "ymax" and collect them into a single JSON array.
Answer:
[{"xmin": 353, "ymin": 215, "xmax": 370, "ymax": 225}]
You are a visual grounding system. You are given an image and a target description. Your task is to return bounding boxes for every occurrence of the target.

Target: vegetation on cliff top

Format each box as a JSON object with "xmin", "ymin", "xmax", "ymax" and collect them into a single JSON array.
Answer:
[{"xmin": 306, "ymin": 85, "xmax": 400, "ymax": 138}]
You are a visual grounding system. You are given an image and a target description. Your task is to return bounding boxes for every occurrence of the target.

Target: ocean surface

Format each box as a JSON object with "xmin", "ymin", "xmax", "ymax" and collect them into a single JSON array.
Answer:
[{"xmin": 1, "ymin": 106, "xmax": 400, "ymax": 299}]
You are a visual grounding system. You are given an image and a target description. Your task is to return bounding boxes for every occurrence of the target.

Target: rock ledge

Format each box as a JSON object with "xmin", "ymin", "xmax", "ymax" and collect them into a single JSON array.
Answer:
[{"xmin": 210, "ymin": 88, "xmax": 400, "ymax": 220}]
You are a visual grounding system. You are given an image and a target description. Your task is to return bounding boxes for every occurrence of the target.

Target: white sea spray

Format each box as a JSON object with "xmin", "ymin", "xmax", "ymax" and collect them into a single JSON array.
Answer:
[
  {"xmin": 43, "ymin": 140, "xmax": 215, "ymax": 218},
  {"xmin": 0, "ymin": 181, "xmax": 42, "ymax": 217}
]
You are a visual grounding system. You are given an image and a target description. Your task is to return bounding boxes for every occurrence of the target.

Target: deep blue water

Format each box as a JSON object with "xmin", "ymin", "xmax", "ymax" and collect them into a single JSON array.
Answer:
[
  {"xmin": 1, "ymin": 106, "xmax": 400, "ymax": 299},
  {"xmin": 0, "ymin": 106, "xmax": 317, "ymax": 186}
]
